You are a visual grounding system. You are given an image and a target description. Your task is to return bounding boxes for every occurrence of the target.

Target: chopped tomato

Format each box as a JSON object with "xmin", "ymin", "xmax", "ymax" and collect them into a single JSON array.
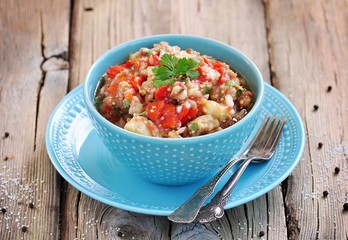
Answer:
[
  {"xmin": 106, "ymin": 75, "xmax": 127, "ymax": 94},
  {"xmin": 160, "ymin": 111, "xmax": 180, "ymax": 128},
  {"xmin": 107, "ymin": 83, "xmax": 118, "ymax": 94},
  {"xmin": 159, "ymin": 103, "xmax": 179, "ymax": 128},
  {"xmin": 154, "ymin": 103, "xmax": 179, "ymax": 128},
  {"xmin": 180, "ymin": 107, "xmax": 198, "ymax": 125},
  {"xmin": 106, "ymin": 65, "xmax": 125, "ymax": 78},
  {"xmin": 147, "ymin": 53, "xmax": 160, "ymax": 66},
  {"xmin": 152, "ymin": 54, "xmax": 160, "ymax": 65},
  {"xmin": 202, "ymin": 57, "xmax": 211, "ymax": 66},
  {"xmin": 106, "ymin": 61, "xmax": 134, "ymax": 78},
  {"xmin": 154, "ymin": 85, "xmax": 170, "ymax": 100},
  {"xmin": 124, "ymin": 60, "xmax": 134, "ymax": 68},
  {"xmin": 177, "ymin": 106, "xmax": 190, "ymax": 121},
  {"xmin": 129, "ymin": 75, "xmax": 146, "ymax": 91},
  {"xmin": 129, "ymin": 76, "xmax": 137, "ymax": 90},
  {"xmin": 146, "ymin": 101, "xmax": 179, "ymax": 128},
  {"xmin": 212, "ymin": 61, "xmax": 228, "ymax": 84},
  {"xmin": 197, "ymin": 67, "xmax": 207, "ymax": 83},
  {"xmin": 212, "ymin": 61, "xmax": 225, "ymax": 73},
  {"xmin": 134, "ymin": 56, "xmax": 148, "ymax": 70},
  {"xmin": 146, "ymin": 100, "xmax": 165, "ymax": 122},
  {"xmin": 161, "ymin": 103, "xmax": 176, "ymax": 115}
]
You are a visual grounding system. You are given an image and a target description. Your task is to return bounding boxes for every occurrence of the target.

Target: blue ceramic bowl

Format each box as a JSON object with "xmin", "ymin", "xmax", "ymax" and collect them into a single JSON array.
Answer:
[{"xmin": 84, "ymin": 34, "xmax": 264, "ymax": 186}]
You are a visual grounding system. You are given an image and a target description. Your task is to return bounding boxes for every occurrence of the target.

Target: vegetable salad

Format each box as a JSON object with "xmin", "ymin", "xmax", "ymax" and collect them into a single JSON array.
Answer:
[{"xmin": 95, "ymin": 42, "xmax": 254, "ymax": 138}]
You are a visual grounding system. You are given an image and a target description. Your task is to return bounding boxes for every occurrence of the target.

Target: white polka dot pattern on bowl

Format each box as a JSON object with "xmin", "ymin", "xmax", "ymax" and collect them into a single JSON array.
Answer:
[{"xmin": 90, "ymin": 110, "xmax": 259, "ymax": 185}]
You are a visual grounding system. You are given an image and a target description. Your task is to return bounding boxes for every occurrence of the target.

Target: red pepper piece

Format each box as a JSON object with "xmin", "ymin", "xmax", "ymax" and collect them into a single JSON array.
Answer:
[
  {"xmin": 106, "ymin": 75, "xmax": 127, "ymax": 94},
  {"xmin": 154, "ymin": 85, "xmax": 170, "ymax": 100},
  {"xmin": 159, "ymin": 103, "xmax": 180, "ymax": 128},
  {"xmin": 147, "ymin": 53, "xmax": 160, "ymax": 66},
  {"xmin": 129, "ymin": 75, "xmax": 146, "ymax": 91},
  {"xmin": 177, "ymin": 106, "xmax": 190, "ymax": 121},
  {"xmin": 160, "ymin": 111, "xmax": 180, "ymax": 128},
  {"xmin": 106, "ymin": 65, "xmax": 125, "ymax": 78},
  {"xmin": 146, "ymin": 100, "xmax": 165, "ymax": 122},
  {"xmin": 197, "ymin": 67, "xmax": 207, "ymax": 83},
  {"xmin": 180, "ymin": 107, "xmax": 198, "ymax": 125},
  {"xmin": 124, "ymin": 60, "xmax": 134, "ymax": 68},
  {"xmin": 134, "ymin": 56, "xmax": 148, "ymax": 70}
]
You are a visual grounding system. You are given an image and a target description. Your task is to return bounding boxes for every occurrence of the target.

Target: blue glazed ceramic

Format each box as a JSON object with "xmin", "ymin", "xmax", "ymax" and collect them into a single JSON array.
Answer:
[
  {"xmin": 83, "ymin": 34, "xmax": 264, "ymax": 185},
  {"xmin": 46, "ymin": 84, "xmax": 305, "ymax": 215}
]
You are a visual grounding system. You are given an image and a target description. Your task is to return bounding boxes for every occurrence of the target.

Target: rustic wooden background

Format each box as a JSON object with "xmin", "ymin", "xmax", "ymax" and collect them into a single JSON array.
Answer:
[{"xmin": 1, "ymin": 0, "xmax": 347, "ymax": 239}]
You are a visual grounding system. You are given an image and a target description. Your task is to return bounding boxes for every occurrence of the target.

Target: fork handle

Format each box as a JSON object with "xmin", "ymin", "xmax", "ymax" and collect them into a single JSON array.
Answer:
[
  {"xmin": 194, "ymin": 158, "xmax": 254, "ymax": 223},
  {"xmin": 220, "ymin": 157, "xmax": 253, "ymax": 197},
  {"xmin": 167, "ymin": 157, "xmax": 243, "ymax": 223}
]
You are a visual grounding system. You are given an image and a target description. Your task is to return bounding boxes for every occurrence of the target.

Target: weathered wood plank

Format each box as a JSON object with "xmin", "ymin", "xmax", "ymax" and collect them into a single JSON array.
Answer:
[
  {"xmin": 2, "ymin": 0, "xmax": 347, "ymax": 239},
  {"xmin": 32, "ymin": 69, "xmax": 69, "ymax": 238},
  {"xmin": 0, "ymin": 0, "xmax": 70, "ymax": 239},
  {"xmin": 264, "ymin": 0, "xmax": 348, "ymax": 239},
  {"xmin": 2, "ymin": 0, "xmax": 348, "ymax": 239},
  {"xmin": 95, "ymin": 204, "xmax": 170, "ymax": 240},
  {"xmin": 66, "ymin": 1, "xmax": 174, "ymax": 238},
  {"xmin": 66, "ymin": 0, "xmax": 288, "ymax": 239}
]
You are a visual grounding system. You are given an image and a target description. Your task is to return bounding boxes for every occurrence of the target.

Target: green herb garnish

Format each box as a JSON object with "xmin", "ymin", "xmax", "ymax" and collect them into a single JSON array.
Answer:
[
  {"xmin": 205, "ymin": 87, "xmax": 211, "ymax": 94},
  {"xmin": 226, "ymin": 80, "xmax": 235, "ymax": 87},
  {"xmin": 189, "ymin": 123, "xmax": 199, "ymax": 133},
  {"xmin": 152, "ymin": 54, "xmax": 199, "ymax": 87},
  {"xmin": 95, "ymin": 97, "xmax": 103, "ymax": 110},
  {"xmin": 237, "ymin": 89, "xmax": 243, "ymax": 97},
  {"xmin": 123, "ymin": 99, "xmax": 131, "ymax": 109}
]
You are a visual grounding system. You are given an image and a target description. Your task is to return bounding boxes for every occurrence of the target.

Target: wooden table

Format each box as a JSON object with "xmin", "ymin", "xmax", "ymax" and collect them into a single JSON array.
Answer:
[{"xmin": 1, "ymin": 0, "xmax": 347, "ymax": 239}]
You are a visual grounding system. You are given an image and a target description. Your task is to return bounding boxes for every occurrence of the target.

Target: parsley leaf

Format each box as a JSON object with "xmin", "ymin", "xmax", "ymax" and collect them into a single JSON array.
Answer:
[
  {"xmin": 175, "ymin": 58, "xmax": 189, "ymax": 75},
  {"xmin": 160, "ymin": 54, "xmax": 177, "ymax": 70},
  {"xmin": 186, "ymin": 69, "xmax": 199, "ymax": 79},
  {"xmin": 186, "ymin": 58, "xmax": 199, "ymax": 69},
  {"xmin": 153, "ymin": 54, "xmax": 199, "ymax": 87},
  {"xmin": 152, "ymin": 67, "xmax": 172, "ymax": 80}
]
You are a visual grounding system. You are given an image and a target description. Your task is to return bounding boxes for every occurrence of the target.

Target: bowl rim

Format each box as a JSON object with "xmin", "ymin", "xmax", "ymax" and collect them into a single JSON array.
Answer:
[{"xmin": 84, "ymin": 34, "xmax": 264, "ymax": 143}]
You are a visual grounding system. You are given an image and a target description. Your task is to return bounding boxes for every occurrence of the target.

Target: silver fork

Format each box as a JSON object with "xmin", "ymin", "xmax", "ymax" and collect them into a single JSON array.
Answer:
[{"xmin": 168, "ymin": 115, "xmax": 286, "ymax": 223}]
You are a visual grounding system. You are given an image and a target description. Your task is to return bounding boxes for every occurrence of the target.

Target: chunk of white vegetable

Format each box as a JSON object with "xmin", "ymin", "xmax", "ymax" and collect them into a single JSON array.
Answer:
[
  {"xmin": 124, "ymin": 116, "xmax": 159, "ymax": 137},
  {"xmin": 128, "ymin": 96, "xmax": 143, "ymax": 115},
  {"xmin": 201, "ymin": 100, "xmax": 233, "ymax": 121},
  {"xmin": 188, "ymin": 115, "xmax": 219, "ymax": 136},
  {"xmin": 224, "ymin": 94, "xmax": 234, "ymax": 107},
  {"xmin": 171, "ymin": 83, "xmax": 188, "ymax": 100},
  {"xmin": 200, "ymin": 65, "xmax": 221, "ymax": 83}
]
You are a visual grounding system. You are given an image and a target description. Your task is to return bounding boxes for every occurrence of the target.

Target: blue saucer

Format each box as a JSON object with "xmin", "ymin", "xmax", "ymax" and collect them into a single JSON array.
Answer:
[{"xmin": 46, "ymin": 83, "xmax": 305, "ymax": 216}]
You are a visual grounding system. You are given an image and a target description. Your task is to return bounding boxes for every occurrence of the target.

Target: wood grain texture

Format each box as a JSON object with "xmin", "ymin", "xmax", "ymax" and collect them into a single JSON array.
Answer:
[
  {"xmin": 66, "ymin": 1, "xmax": 288, "ymax": 239},
  {"xmin": 264, "ymin": 0, "xmax": 348, "ymax": 239},
  {"xmin": 1, "ymin": 0, "xmax": 347, "ymax": 239},
  {"xmin": 0, "ymin": 0, "xmax": 69, "ymax": 239}
]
